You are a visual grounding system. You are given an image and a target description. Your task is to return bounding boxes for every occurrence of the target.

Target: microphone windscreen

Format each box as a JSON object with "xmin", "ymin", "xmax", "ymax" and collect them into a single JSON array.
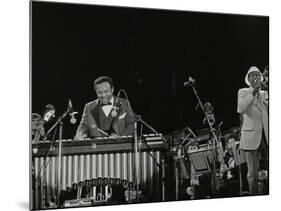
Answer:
[{"xmin": 70, "ymin": 117, "xmax": 77, "ymax": 124}]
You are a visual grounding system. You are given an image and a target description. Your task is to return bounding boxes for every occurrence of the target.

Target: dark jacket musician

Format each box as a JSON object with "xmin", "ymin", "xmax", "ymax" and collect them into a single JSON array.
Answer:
[{"xmin": 74, "ymin": 76, "xmax": 134, "ymax": 140}]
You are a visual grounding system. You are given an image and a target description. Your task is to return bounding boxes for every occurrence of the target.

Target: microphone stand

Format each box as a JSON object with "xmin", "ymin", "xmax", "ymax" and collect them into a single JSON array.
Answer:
[
  {"xmin": 38, "ymin": 107, "xmax": 72, "ymax": 208},
  {"xmin": 119, "ymin": 102, "xmax": 167, "ymax": 202},
  {"xmin": 186, "ymin": 82, "xmax": 220, "ymax": 196}
]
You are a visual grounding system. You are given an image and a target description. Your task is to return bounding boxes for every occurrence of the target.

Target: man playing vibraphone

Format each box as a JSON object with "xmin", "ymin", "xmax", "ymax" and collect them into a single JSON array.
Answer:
[
  {"xmin": 69, "ymin": 76, "xmax": 136, "ymax": 204},
  {"xmin": 74, "ymin": 76, "xmax": 135, "ymax": 140}
]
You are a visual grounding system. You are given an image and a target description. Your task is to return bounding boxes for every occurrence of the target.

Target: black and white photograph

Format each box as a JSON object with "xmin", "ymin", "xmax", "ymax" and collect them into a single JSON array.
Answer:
[{"xmin": 29, "ymin": 1, "xmax": 270, "ymax": 210}]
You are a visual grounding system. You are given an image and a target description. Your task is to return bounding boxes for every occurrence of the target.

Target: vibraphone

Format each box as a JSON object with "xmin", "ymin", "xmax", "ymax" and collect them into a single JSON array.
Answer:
[{"xmin": 31, "ymin": 134, "xmax": 167, "ymax": 209}]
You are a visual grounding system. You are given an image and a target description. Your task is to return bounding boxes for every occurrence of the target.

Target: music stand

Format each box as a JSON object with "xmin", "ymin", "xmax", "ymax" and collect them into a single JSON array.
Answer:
[{"xmin": 188, "ymin": 148, "xmax": 213, "ymax": 175}]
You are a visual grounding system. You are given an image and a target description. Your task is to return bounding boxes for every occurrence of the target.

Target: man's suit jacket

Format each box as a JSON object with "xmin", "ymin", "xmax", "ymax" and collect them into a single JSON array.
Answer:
[
  {"xmin": 75, "ymin": 96, "xmax": 134, "ymax": 138},
  {"xmin": 237, "ymin": 87, "xmax": 269, "ymax": 150}
]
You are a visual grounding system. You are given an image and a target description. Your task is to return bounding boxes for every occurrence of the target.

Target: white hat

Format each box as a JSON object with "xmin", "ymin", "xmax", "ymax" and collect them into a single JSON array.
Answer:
[{"xmin": 245, "ymin": 66, "xmax": 264, "ymax": 86}]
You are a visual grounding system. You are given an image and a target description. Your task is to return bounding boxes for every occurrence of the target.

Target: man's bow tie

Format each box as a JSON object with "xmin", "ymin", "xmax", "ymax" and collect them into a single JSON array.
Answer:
[{"xmin": 101, "ymin": 102, "xmax": 112, "ymax": 107}]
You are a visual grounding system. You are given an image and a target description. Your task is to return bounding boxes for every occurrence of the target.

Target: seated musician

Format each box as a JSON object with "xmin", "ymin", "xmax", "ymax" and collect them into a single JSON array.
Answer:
[
  {"xmin": 74, "ymin": 76, "xmax": 135, "ymax": 140},
  {"xmin": 217, "ymin": 134, "xmax": 248, "ymax": 197},
  {"xmin": 31, "ymin": 113, "xmax": 45, "ymax": 143}
]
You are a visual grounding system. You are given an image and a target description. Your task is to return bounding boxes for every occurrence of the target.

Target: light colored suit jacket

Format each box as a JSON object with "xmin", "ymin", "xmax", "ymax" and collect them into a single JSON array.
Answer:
[
  {"xmin": 237, "ymin": 87, "xmax": 269, "ymax": 150},
  {"xmin": 75, "ymin": 96, "xmax": 134, "ymax": 139}
]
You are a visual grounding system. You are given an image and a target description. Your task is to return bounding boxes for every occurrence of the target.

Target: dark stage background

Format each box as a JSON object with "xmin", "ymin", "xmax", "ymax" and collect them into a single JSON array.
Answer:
[{"xmin": 31, "ymin": 2, "xmax": 269, "ymax": 139}]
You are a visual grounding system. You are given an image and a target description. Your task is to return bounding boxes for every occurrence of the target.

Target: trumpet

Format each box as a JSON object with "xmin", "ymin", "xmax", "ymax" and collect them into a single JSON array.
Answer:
[
  {"xmin": 263, "ymin": 65, "xmax": 269, "ymax": 77},
  {"xmin": 253, "ymin": 66, "xmax": 269, "ymax": 90},
  {"xmin": 261, "ymin": 65, "xmax": 269, "ymax": 90}
]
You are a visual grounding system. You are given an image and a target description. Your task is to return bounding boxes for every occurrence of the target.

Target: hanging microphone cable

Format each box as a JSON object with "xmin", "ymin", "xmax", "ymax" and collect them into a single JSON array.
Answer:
[{"xmin": 118, "ymin": 89, "xmax": 132, "ymax": 111}]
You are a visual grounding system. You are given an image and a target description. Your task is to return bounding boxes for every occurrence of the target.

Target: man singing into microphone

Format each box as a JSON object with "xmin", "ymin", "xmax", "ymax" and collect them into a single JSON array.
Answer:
[
  {"xmin": 237, "ymin": 66, "xmax": 269, "ymax": 195},
  {"xmin": 74, "ymin": 76, "xmax": 135, "ymax": 140}
]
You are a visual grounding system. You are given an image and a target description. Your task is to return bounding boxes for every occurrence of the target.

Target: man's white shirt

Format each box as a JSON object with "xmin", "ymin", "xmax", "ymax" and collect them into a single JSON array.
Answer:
[{"xmin": 101, "ymin": 97, "xmax": 114, "ymax": 117}]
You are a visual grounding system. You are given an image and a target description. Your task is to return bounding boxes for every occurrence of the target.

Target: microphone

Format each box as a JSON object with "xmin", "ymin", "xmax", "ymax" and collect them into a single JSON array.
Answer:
[
  {"xmin": 116, "ymin": 89, "xmax": 122, "ymax": 107},
  {"xmin": 113, "ymin": 90, "xmax": 122, "ymax": 111},
  {"xmin": 184, "ymin": 76, "xmax": 196, "ymax": 87},
  {"xmin": 70, "ymin": 112, "xmax": 78, "ymax": 124},
  {"xmin": 111, "ymin": 90, "xmax": 122, "ymax": 118},
  {"xmin": 68, "ymin": 99, "xmax": 78, "ymax": 124}
]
